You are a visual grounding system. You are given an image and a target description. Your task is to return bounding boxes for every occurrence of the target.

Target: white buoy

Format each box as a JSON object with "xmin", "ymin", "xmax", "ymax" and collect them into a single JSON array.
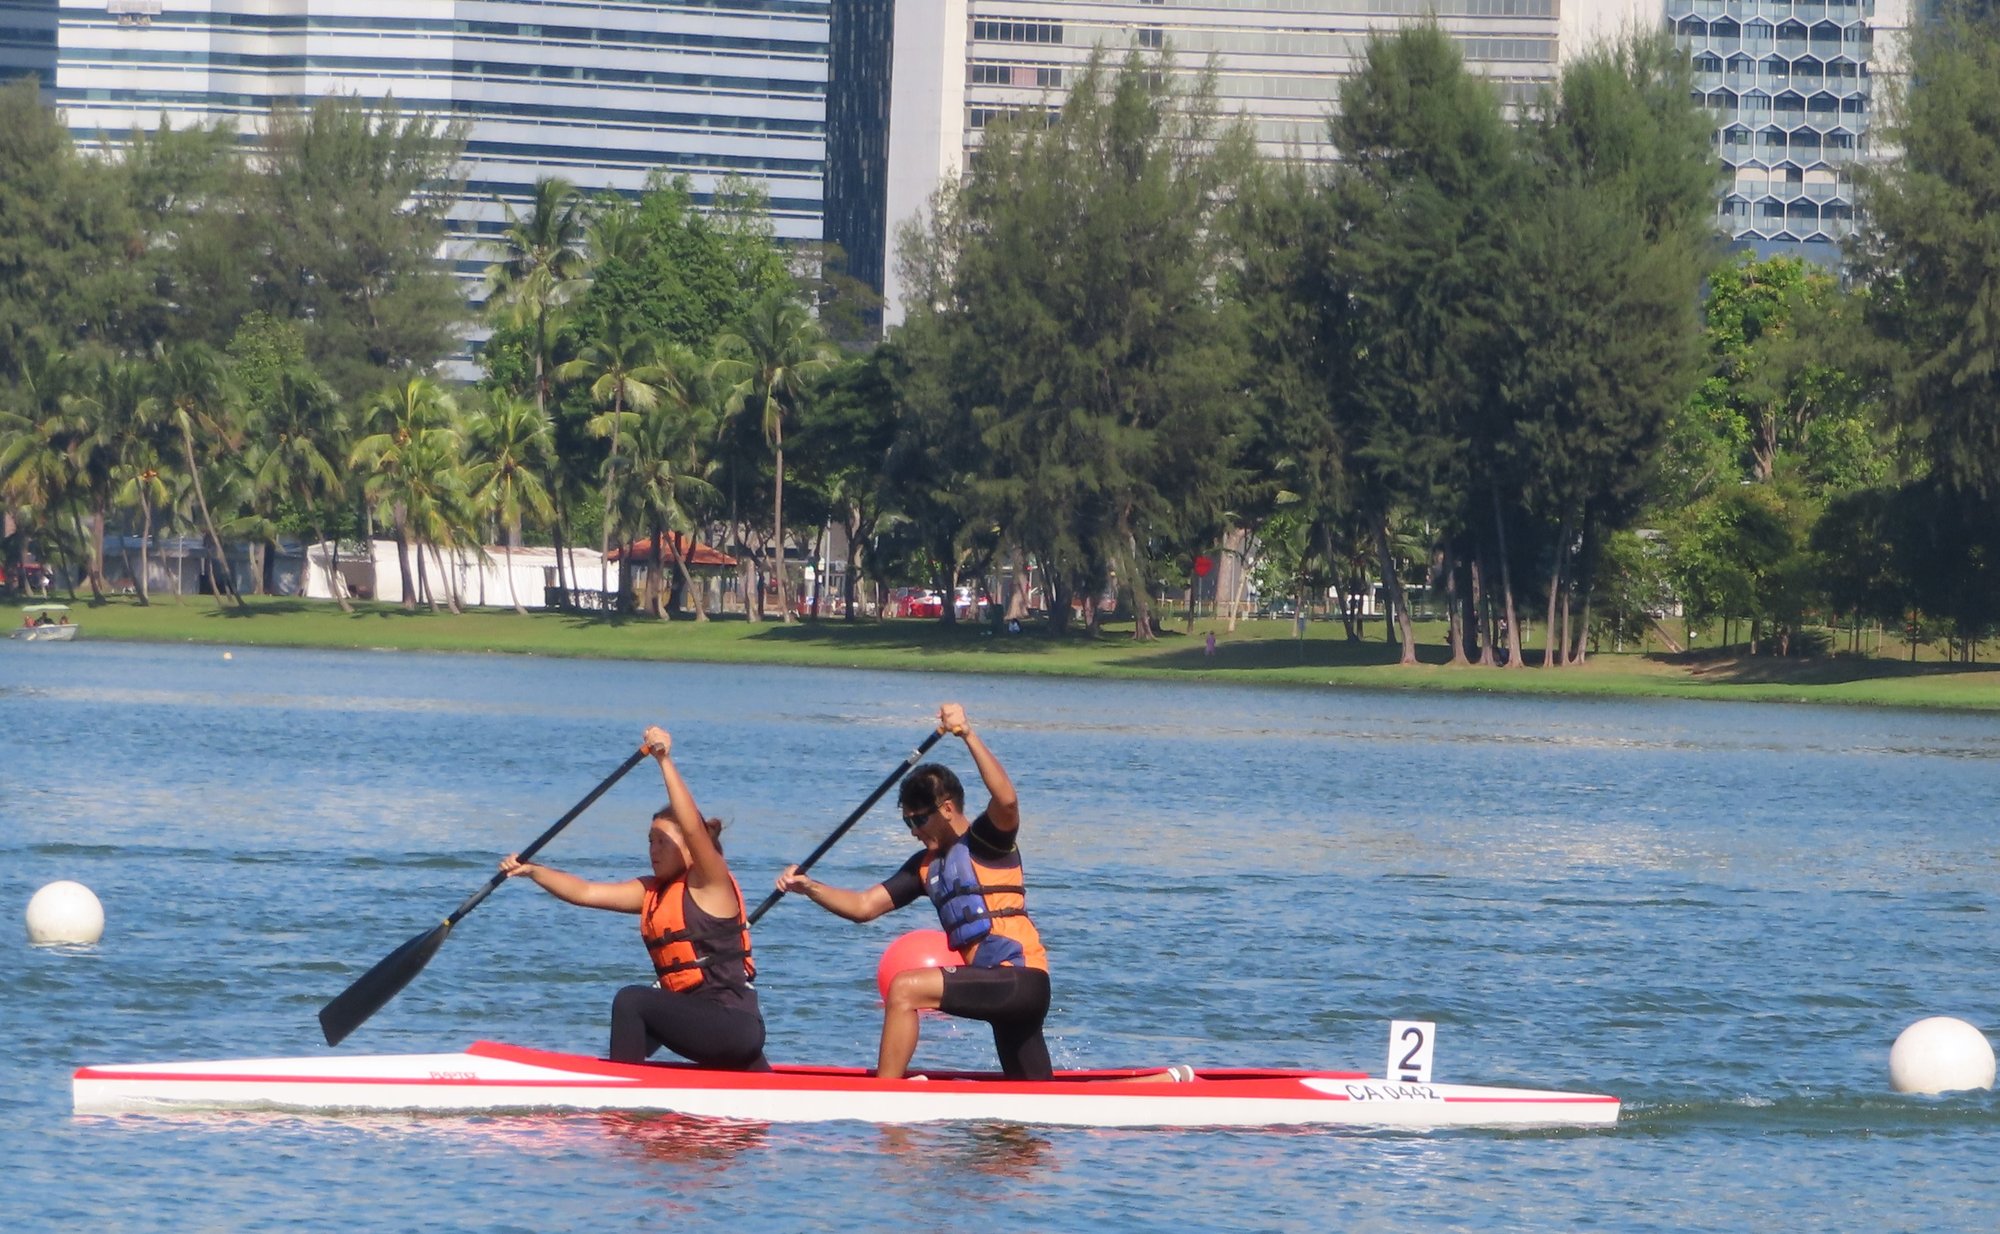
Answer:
[
  {"xmin": 1889, "ymin": 1016, "xmax": 1997, "ymax": 1094},
  {"xmin": 25, "ymin": 880, "xmax": 106, "ymax": 946},
  {"xmin": 222, "ymin": 651, "xmax": 233, "ymax": 661}
]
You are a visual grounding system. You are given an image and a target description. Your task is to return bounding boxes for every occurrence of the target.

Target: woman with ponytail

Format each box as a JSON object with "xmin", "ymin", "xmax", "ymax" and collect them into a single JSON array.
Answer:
[{"xmin": 501, "ymin": 725, "xmax": 769, "ymax": 1069}]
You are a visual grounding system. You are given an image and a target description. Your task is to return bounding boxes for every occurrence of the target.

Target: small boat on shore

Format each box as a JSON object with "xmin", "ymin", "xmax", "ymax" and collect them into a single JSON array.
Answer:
[
  {"xmin": 72, "ymin": 1040, "xmax": 1619, "ymax": 1130},
  {"xmin": 10, "ymin": 604, "xmax": 78, "ymax": 642}
]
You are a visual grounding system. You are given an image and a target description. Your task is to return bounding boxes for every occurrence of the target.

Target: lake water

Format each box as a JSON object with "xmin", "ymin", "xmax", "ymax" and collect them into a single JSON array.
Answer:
[{"xmin": 3, "ymin": 641, "xmax": 1997, "ymax": 1232}]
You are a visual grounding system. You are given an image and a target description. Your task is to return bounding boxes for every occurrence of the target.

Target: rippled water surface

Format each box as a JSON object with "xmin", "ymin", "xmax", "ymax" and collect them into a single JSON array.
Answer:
[{"xmin": 4, "ymin": 641, "xmax": 1998, "ymax": 1232}]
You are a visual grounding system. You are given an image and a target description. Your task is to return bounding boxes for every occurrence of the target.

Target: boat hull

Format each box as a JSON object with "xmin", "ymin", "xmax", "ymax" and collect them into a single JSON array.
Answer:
[
  {"xmin": 9, "ymin": 624, "xmax": 77, "ymax": 642},
  {"xmin": 73, "ymin": 1041, "xmax": 1618, "ymax": 1130}
]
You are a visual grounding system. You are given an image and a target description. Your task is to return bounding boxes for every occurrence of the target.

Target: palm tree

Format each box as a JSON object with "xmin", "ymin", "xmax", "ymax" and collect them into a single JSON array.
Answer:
[
  {"xmin": 557, "ymin": 317, "xmax": 671, "ymax": 601},
  {"xmin": 88, "ymin": 358, "xmax": 171, "ymax": 603},
  {"xmin": 0, "ymin": 344, "xmax": 83, "ymax": 597},
  {"xmin": 486, "ymin": 177, "xmax": 588, "ymax": 609},
  {"xmin": 484, "ymin": 178, "xmax": 588, "ymax": 414},
  {"xmin": 61, "ymin": 356, "xmax": 142, "ymax": 601},
  {"xmin": 353, "ymin": 377, "xmax": 459, "ymax": 610},
  {"xmin": 466, "ymin": 391, "xmax": 557, "ymax": 614},
  {"xmin": 244, "ymin": 366, "xmax": 349, "ymax": 609},
  {"xmin": 586, "ymin": 194, "xmax": 647, "ymax": 273},
  {"xmin": 155, "ymin": 344, "xmax": 245, "ymax": 605},
  {"xmin": 621, "ymin": 345, "xmax": 719, "ymax": 619},
  {"xmin": 712, "ymin": 290, "xmax": 837, "ymax": 622},
  {"xmin": 399, "ymin": 424, "xmax": 473, "ymax": 614},
  {"xmin": 112, "ymin": 444, "xmax": 171, "ymax": 605}
]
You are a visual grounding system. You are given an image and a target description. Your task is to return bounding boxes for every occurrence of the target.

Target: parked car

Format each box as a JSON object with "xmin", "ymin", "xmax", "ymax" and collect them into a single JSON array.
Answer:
[
  {"xmin": 889, "ymin": 587, "xmax": 944, "ymax": 619},
  {"xmin": 792, "ymin": 592, "xmax": 853, "ymax": 618},
  {"xmin": 953, "ymin": 586, "xmax": 992, "ymax": 620}
]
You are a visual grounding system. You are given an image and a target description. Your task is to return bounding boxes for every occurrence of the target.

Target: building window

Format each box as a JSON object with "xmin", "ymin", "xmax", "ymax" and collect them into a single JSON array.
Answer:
[
  {"xmin": 971, "ymin": 61, "xmax": 1064, "ymax": 88},
  {"xmin": 972, "ymin": 20, "xmax": 1063, "ymax": 46}
]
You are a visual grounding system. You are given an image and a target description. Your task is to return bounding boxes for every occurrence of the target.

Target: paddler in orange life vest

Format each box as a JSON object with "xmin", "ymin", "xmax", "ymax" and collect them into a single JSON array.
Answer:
[
  {"xmin": 776, "ymin": 702, "xmax": 1051, "ymax": 1080},
  {"xmin": 500, "ymin": 725, "xmax": 770, "ymax": 1070}
]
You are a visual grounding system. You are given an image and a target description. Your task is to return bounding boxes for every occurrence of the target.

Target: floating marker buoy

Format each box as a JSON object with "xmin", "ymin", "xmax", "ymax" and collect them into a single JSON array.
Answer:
[
  {"xmin": 26, "ymin": 880, "xmax": 105, "ymax": 945},
  {"xmin": 222, "ymin": 651, "xmax": 233, "ymax": 661},
  {"xmin": 876, "ymin": 930, "xmax": 959, "ymax": 1000},
  {"xmin": 1889, "ymin": 1016, "xmax": 1996, "ymax": 1094}
]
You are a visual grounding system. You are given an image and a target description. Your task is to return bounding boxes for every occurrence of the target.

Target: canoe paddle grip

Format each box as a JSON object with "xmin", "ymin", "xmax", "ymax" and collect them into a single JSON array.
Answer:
[
  {"xmin": 445, "ymin": 746, "xmax": 650, "ymax": 927},
  {"xmin": 748, "ymin": 728, "xmax": 945, "ymax": 925}
]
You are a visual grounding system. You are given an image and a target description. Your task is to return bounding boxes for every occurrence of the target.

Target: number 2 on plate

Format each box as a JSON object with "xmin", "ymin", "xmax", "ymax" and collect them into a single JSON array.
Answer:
[{"xmin": 1387, "ymin": 1019, "xmax": 1436, "ymax": 1083}]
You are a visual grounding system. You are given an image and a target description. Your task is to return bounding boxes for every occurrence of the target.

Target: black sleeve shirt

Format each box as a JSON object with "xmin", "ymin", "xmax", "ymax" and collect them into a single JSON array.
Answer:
[{"xmin": 879, "ymin": 812, "xmax": 1017, "ymax": 909}]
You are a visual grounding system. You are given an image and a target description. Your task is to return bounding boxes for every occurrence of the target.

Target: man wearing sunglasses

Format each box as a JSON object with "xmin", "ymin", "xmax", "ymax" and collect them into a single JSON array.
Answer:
[{"xmin": 774, "ymin": 702, "xmax": 1051, "ymax": 1080}]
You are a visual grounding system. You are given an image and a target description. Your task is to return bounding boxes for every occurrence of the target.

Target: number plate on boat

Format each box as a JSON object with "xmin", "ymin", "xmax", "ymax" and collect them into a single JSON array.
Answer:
[{"xmin": 1388, "ymin": 1019, "xmax": 1436, "ymax": 1084}]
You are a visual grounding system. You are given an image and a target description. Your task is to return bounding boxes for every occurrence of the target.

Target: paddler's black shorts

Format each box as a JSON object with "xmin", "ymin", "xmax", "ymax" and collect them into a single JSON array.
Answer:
[
  {"xmin": 610, "ymin": 983, "xmax": 770, "ymax": 1071},
  {"xmin": 939, "ymin": 965, "xmax": 1052, "ymax": 1081}
]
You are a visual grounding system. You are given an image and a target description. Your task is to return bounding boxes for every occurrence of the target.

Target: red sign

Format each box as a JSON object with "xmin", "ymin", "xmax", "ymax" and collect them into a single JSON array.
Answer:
[{"xmin": 1193, "ymin": 555, "xmax": 1214, "ymax": 577}]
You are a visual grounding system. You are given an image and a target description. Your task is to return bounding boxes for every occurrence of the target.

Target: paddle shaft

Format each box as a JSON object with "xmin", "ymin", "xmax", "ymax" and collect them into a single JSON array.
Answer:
[
  {"xmin": 445, "ymin": 747, "xmax": 651, "ymax": 926},
  {"xmin": 747, "ymin": 728, "xmax": 943, "ymax": 925}
]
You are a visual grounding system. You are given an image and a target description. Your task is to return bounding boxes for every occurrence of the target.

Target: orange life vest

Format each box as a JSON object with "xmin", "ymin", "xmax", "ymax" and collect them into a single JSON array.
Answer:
[{"xmin": 640, "ymin": 875, "xmax": 755, "ymax": 993}]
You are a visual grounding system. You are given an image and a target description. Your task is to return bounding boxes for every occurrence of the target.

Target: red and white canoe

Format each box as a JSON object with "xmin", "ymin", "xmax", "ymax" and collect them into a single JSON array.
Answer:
[{"xmin": 73, "ymin": 1041, "xmax": 1619, "ymax": 1129}]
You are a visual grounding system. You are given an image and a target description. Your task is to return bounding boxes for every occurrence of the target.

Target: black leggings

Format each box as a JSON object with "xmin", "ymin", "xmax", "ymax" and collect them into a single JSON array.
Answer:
[
  {"xmin": 939, "ymin": 965, "xmax": 1053, "ymax": 1080},
  {"xmin": 609, "ymin": 984, "xmax": 771, "ymax": 1070}
]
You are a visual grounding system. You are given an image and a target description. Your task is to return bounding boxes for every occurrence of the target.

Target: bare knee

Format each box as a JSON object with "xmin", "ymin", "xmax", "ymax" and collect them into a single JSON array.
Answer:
[{"xmin": 885, "ymin": 969, "xmax": 943, "ymax": 1015}]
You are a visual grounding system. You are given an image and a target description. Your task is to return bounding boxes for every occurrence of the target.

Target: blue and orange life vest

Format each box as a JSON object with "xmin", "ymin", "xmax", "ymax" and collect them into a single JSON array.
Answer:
[
  {"xmin": 640, "ymin": 875, "xmax": 755, "ymax": 993},
  {"xmin": 921, "ymin": 836, "xmax": 1047, "ymax": 971}
]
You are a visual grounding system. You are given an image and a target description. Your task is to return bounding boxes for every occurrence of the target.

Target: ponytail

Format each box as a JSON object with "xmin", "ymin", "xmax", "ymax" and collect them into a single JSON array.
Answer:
[{"xmin": 653, "ymin": 805, "xmax": 726, "ymax": 853}]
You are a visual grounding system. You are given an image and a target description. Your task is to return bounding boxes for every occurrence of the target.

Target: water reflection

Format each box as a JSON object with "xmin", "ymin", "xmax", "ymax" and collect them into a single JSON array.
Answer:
[
  {"xmin": 598, "ymin": 1111, "xmax": 768, "ymax": 1166},
  {"xmin": 876, "ymin": 1120, "xmax": 1056, "ymax": 1180}
]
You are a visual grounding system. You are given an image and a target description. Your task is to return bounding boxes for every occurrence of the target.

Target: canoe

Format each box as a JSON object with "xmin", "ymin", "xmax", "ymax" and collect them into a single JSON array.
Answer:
[{"xmin": 73, "ymin": 1040, "xmax": 1619, "ymax": 1130}]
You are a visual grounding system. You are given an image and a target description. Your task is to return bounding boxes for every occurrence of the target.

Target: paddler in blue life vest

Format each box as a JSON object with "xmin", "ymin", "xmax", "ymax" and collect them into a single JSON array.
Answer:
[
  {"xmin": 500, "ymin": 725, "xmax": 770, "ymax": 1070},
  {"xmin": 775, "ymin": 702, "xmax": 1053, "ymax": 1080}
]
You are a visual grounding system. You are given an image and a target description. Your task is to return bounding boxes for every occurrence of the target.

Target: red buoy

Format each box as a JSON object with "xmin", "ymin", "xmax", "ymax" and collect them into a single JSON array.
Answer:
[{"xmin": 876, "ymin": 930, "xmax": 960, "ymax": 1000}]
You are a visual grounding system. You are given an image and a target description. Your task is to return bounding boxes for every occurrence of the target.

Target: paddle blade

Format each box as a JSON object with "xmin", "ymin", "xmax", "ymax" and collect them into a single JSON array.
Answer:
[{"xmin": 317, "ymin": 921, "xmax": 452, "ymax": 1047}]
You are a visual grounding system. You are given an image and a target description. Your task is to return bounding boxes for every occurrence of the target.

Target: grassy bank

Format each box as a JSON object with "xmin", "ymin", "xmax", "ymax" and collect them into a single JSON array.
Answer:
[{"xmin": 23, "ymin": 595, "xmax": 2000, "ymax": 711}]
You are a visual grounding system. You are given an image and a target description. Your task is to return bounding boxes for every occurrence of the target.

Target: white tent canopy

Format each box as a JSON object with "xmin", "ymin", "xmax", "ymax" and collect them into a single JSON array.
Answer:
[{"xmin": 301, "ymin": 541, "xmax": 605, "ymax": 610}]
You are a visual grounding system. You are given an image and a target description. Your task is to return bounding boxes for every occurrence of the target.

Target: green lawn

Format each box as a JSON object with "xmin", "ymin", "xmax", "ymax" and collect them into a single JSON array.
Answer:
[{"xmin": 28, "ymin": 595, "xmax": 2000, "ymax": 711}]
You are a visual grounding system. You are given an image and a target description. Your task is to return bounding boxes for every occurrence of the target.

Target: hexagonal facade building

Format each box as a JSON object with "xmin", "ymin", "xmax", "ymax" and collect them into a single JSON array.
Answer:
[{"xmin": 1670, "ymin": 0, "xmax": 1912, "ymax": 264}]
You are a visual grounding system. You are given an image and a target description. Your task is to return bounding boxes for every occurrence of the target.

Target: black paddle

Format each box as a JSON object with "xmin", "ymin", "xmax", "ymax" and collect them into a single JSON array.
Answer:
[
  {"xmin": 318, "ymin": 748, "xmax": 650, "ymax": 1047},
  {"xmin": 747, "ymin": 729, "xmax": 943, "ymax": 925}
]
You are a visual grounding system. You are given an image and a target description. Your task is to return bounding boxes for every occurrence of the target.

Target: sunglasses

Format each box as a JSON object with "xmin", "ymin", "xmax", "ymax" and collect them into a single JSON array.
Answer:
[{"xmin": 902, "ymin": 806, "xmax": 940, "ymax": 833}]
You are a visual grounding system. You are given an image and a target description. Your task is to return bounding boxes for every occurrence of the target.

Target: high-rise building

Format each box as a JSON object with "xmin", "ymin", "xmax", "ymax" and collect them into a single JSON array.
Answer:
[
  {"xmin": 53, "ymin": 0, "xmax": 832, "ymax": 283},
  {"xmin": 1670, "ymin": 0, "xmax": 1910, "ymax": 263},
  {"xmin": 2, "ymin": 0, "xmax": 57, "ymax": 92},
  {"xmin": 826, "ymin": 0, "xmax": 895, "ymax": 298},
  {"xmin": 832, "ymin": 0, "xmax": 1657, "ymax": 325}
]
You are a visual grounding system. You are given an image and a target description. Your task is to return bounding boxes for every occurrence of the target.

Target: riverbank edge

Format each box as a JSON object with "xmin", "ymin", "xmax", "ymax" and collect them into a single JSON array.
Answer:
[{"xmin": 31, "ymin": 597, "xmax": 2000, "ymax": 712}]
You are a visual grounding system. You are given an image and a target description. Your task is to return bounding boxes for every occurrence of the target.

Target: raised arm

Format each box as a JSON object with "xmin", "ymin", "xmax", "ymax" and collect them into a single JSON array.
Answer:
[
  {"xmin": 644, "ymin": 725, "xmax": 732, "ymax": 893},
  {"xmin": 499, "ymin": 854, "xmax": 647, "ymax": 913},
  {"xmin": 941, "ymin": 702, "xmax": 1018, "ymax": 834}
]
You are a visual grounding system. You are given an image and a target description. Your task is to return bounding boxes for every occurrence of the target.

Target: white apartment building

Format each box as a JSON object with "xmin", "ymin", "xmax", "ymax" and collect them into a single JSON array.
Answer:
[{"xmin": 53, "ymin": 0, "xmax": 831, "ymax": 282}]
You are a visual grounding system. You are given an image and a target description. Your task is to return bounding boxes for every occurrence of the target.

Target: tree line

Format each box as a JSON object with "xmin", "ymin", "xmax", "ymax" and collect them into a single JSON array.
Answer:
[
  {"xmin": 6, "ymin": 13, "xmax": 2000, "ymax": 658},
  {"xmin": 890, "ymin": 17, "xmax": 2000, "ymax": 659}
]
